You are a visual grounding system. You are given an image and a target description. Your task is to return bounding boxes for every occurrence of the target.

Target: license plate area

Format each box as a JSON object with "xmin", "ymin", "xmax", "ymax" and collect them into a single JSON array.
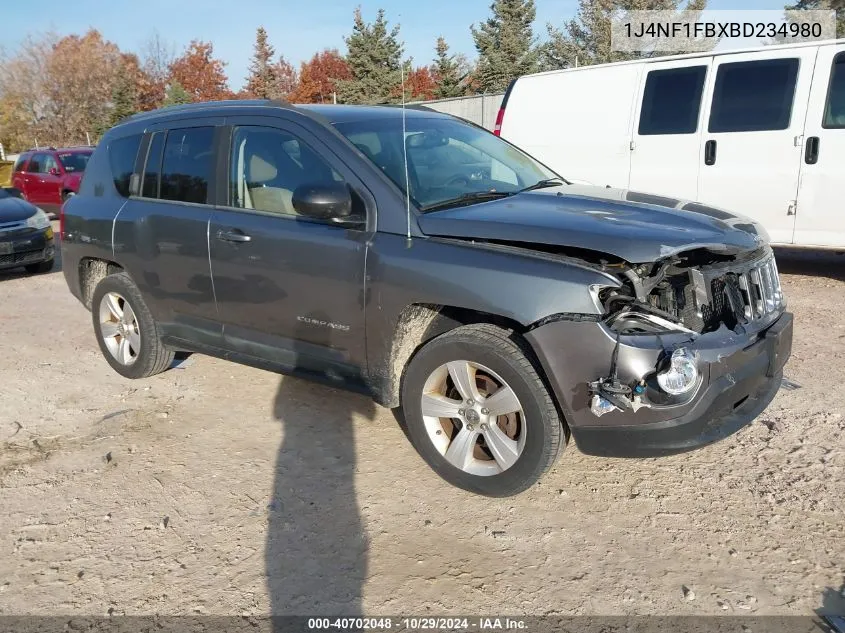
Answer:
[{"xmin": 765, "ymin": 312, "xmax": 794, "ymax": 377}]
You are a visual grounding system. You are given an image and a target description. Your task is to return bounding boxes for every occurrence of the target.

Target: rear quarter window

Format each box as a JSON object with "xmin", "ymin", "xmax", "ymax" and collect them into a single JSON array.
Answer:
[
  {"xmin": 108, "ymin": 134, "xmax": 143, "ymax": 197},
  {"xmin": 13, "ymin": 155, "xmax": 28, "ymax": 172}
]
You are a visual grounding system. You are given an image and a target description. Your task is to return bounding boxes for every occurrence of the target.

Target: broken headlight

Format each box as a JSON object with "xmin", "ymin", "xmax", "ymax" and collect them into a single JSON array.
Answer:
[{"xmin": 656, "ymin": 348, "xmax": 699, "ymax": 395}]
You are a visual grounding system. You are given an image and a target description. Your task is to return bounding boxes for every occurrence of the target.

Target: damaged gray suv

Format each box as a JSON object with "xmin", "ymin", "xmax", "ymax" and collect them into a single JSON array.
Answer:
[{"xmin": 61, "ymin": 100, "xmax": 792, "ymax": 496}]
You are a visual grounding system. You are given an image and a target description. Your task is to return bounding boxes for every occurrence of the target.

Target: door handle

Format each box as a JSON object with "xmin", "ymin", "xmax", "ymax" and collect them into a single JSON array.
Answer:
[
  {"xmin": 216, "ymin": 229, "xmax": 252, "ymax": 243},
  {"xmin": 805, "ymin": 136, "xmax": 820, "ymax": 164},
  {"xmin": 704, "ymin": 140, "xmax": 717, "ymax": 166}
]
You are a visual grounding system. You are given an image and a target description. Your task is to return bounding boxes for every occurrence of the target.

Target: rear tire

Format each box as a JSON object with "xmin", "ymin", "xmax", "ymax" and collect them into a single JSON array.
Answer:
[
  {"xmin": 400, "ymin": 323, "xmax": 565, "ymax": 497},
  {"xmin": 61, "ymin": 191, "xmax": 75, "ymax": 203},
  {"xmin": 24, "ymin": 259, "xmax": 54, "ymax": 274},
  {"xmin": 91, "ymin": 272, "xmax": 174, "ymax": 379}
]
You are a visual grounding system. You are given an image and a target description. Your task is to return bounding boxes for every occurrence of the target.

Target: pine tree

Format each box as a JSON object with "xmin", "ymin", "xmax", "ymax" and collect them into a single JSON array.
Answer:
[
  {"xmin": 543, "ymin": 0, "xmax": 707, "ymax": 70},
  {"xmin": 785, "ymin": 0, "xmax": 844, "ymax": 38},
  {"xmin": 471, "ymin": 0, "xmax": 539, "ymax": 93},
  {"xmin": 245, "ymin": 27, "xmax": 279, "ymax": 99},
  {"xmin": 163, "ymin": 81, "xmax": 192, "ymax": 106},
  {"xmin": 336, "ymin": 8, "xmax": 404, "ymax": 104},
  {"xmin": 432, "ymin": 37, "xmax": 466, "ymax": 99},
  {"xmin": 109, "ymin": 71, "xmax": 137, "ymax": 127}
]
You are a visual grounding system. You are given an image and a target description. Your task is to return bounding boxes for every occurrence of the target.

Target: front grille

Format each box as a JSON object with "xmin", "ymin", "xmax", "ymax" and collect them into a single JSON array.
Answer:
[
  {"xmin": 711, "ymin": 255, "xmax": 783, "ymax": 327},
  {"xmin": 0, "ymin": 250, "xmax": 45, "ymax": 266},
  {"xmin": 646, "ymin": 251, "xmax": 784, "ymax": 333}
]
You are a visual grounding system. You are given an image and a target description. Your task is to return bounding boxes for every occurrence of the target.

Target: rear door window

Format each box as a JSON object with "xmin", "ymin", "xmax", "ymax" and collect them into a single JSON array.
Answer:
[
  {"xmin": 823, "ymin": 52, "xmax": 845, "ymax": 129},
  {"xmin": 27, "ymin": 154, "xmax": 46, "ymax": 173},
  {"xmin": 639, "ymin": 66, "xmax": 707, "ymax": 135},
  {"xmin": 159, "ymin": 127, "xmax": 215, "ymax": 205},
  {"xmin": 108, "ymin": 134, "xmax": 143, "ymax": 198},
  {"xmin": 708, "ymin": 58, "xmax": 799, "ymax": 133}
]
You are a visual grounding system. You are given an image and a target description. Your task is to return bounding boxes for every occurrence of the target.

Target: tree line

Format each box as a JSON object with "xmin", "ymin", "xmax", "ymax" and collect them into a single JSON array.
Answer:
[{"xmin": 2, "ymin": 0, "xmax": 837, "ymax": 152}]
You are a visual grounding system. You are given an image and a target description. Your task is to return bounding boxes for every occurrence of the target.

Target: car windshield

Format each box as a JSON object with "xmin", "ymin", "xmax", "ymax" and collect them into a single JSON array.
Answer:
[
  {"xmin": 333, "ymin": 116, "xmax": 561, "ymax": 211},
  {"xmin": 58, "ymin": 152, "xmax": 92, "ymax": 173}
]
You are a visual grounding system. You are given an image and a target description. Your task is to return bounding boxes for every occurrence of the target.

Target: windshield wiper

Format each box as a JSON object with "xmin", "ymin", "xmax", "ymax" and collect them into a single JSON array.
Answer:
[
  {"xmin": 420, "ymin": 191, "xmax": 514, "ymax": 213},
  {"xmin": 518, "ymin": 178, "xmax": 565, "ymax": 193}
]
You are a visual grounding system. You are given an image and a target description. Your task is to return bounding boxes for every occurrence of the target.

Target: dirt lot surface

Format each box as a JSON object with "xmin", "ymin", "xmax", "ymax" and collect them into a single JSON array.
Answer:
[{"xmin": 1, "ymin": 231, "xmax": 843, "ymax": 617}]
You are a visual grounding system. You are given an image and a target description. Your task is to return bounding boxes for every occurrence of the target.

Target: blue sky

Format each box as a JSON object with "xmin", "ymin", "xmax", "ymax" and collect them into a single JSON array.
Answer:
[{"xmin": 3, "ymin": 0, "xmax": 788, "ymax": 90}]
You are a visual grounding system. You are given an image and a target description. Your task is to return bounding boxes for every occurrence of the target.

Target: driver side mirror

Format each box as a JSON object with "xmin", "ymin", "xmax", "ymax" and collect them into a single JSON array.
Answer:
[
  {"xmin": 292, "ymin": 182, "xmax": 352, "ymax": 221},
  {"xmin": 48, "ymin": 167, "xmax": 60, "ymax": 177}
]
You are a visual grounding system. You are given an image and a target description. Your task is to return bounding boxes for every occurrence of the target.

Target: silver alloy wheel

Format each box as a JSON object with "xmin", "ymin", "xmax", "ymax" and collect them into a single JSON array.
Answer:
[
  {"xmin": 421, "ymin": 360, "xmax": 526, "ymax": 476},
  {"xmin": 98, "ymin": 292, "xmax": 141, "ymax": 366}
]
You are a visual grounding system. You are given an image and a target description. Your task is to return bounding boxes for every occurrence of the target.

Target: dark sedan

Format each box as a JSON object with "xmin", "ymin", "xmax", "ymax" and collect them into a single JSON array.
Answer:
[{"xmin": 0, "ymin": 187, "xmax": 55, "ymax": 274}]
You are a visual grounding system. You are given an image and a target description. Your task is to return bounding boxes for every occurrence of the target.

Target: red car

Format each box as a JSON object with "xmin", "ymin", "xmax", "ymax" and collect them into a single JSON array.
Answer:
[{"xmin": 11, "ymin": 146, "xmax": 94, "ymax": 213}]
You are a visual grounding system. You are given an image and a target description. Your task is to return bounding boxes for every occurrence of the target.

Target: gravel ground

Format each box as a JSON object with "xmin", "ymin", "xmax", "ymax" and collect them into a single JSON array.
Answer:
[{"xmin": 0, "ymin": 230, "xmax": 843, "ymax": 616}]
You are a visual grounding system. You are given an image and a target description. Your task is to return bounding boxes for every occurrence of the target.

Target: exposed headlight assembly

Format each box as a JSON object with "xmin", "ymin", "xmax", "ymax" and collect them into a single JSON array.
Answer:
[
  {"xmin": 656, "ymin": 348, "xmax": 699, "ymax": 395},
  {"xmin": 26, "ymin": 210, "xmax": 51, "ymax": 230}
]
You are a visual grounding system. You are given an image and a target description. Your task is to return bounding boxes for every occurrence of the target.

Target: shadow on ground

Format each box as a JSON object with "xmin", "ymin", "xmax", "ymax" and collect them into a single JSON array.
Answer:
[
  {"xmin": 774, "ymin": 247, "xmax": 845, "ymax": 283},
  {"xmin": 266, "ymin": 318, "xmax": 375, "ymax": 621},
  {"xmin": 818, "ymin": 580, "xmax": 845, "ymax": 616}
]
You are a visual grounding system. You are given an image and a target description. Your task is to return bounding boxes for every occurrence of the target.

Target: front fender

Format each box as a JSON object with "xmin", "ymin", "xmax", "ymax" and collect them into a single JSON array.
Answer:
[{"xmin": 365, "ymin": 232, "xmax": 621, "ymax": 405}]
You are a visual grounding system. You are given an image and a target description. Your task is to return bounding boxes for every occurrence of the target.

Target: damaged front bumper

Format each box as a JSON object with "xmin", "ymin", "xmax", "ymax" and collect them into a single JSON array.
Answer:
[{"xmin": 525, "ymin": 310, "xmax": 793, "ymax": 457}]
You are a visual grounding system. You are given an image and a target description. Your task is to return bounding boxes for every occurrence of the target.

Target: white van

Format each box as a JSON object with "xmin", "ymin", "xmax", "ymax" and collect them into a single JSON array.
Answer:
[{"xmin": 497, "ymin": 39, "xmax": 845, "ymax": 249}]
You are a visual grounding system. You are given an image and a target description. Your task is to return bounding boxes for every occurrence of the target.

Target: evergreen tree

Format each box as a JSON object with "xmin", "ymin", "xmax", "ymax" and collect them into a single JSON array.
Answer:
[
  {"xmin": 543, "ymin": 0, "xmax": 707, "ymax": 70},
  {"xmin": 163, "ymin": 81, "xmax": 192, "ymax": 106},
  {"xmin": 245, "ymin": 27, "xmax": 279, "ymax": 99},
  {"xmin": 785, "ymin": 0, "xmax": 844, "ymax": 38},
  {"xmin": 432, "ymin": 37, "xmax": 466, "ymax": 99},
  {"xmin": 471, "ymin": 0, "xmax": 539, "ymax": 93},
  {"xmin": 336, "ymin": 8, "xmax": 404, "ymax": 104},
  {"xmin": 108, "ymin": 70, "xmax": 137, "ymax": 127}
]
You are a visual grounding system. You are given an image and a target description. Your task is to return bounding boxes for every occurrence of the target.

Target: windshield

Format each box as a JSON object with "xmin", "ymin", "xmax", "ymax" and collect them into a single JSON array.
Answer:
[
  {"xmin": 334, "ymin": 116, "xmax": 561, "ymax": 211},
  {"xmin": 58, "ymin": 152, "xmax": 92, "ymax": 173}
]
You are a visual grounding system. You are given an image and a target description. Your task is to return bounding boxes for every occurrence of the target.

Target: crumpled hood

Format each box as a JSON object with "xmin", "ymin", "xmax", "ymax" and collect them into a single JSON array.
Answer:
[
  {"xmin": 417, "ymin": 184, "xmax": 768, "ymax": 264},
  {"xmin": 0, "ymin": 194, "xmax": 39, "ymax": 223}
]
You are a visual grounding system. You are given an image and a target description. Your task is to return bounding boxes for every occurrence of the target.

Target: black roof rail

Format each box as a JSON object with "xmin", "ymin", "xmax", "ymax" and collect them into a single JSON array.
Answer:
[{"xmin": 119, "ymin": 98, "xmax": 293, "ymax": 125}]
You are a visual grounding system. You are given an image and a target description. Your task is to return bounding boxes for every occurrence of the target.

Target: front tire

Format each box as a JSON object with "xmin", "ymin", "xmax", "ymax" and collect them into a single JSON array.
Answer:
[
  {"xmin": 400, "ymin": 324, "xmax": 565, "ymax": 497},
  {"xmin": 91, "ymin": 272, "xmax": 174, "ymax": 379}
]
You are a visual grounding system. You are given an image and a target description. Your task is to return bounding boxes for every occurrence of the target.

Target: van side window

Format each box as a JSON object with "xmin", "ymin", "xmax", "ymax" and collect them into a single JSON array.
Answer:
[
  {"xmin": 108, "ymin": 134, "xmax": 143, "ymax": 198},
  {"xmin": 708, "ymin": 58, "xmax": 799, "ymax": 133},
  {"xmin": 639, "ymin": 66, "xmax": 707, "ymax": 135},
  {"xmin": 823, "ymin": 52, "xmax": 845, "ymax": 129},
  {"xmin": 229, "ymin": 126, "xmax": 344, "ymax": 217},
  {"xmin": 142, "ymin": 131, "xmax": 165, "ymax": 198},
  {"xmin": 159, "ymin": 127, "xmax": 215, "ymax": 205}
]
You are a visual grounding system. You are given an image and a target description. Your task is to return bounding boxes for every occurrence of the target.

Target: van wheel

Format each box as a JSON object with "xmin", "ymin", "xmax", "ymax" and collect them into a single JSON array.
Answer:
[
  {"xmin": 62, "ymin": 191, "xmax": 75, "ymax": 203},
  {"xmin": 400, "ymin": 323, "xmax": 565, "ymax": 497},
  {"xmin": 91, "ymin": 272, "xmax": 174, "ymax": 379}
]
